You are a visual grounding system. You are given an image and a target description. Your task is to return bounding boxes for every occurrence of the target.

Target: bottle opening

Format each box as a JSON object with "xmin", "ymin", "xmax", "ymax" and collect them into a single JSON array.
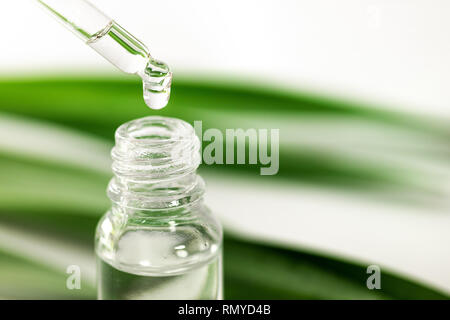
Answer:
[
  {"xmin": 108, "ymin": 116, "xmax": 203, "ymax": 210},
  {"xmin": 118, "ymin": 116, "xmax": 192, "ymax": 144}
]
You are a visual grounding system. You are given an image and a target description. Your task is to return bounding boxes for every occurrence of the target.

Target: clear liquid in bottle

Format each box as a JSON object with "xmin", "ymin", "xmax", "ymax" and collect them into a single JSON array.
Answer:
[
  {"xmin": 97, "ymin": 227, "xmax": 222, "ymax": 300},
  {"xmin": 98, "ymin": 257, "xmax": 221, "ymax": 300}
]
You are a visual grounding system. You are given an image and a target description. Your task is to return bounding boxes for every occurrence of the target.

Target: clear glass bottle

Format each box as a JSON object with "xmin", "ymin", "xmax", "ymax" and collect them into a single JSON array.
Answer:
[{"xmin": 95, "ymin": 116, "xmax": 223, "ymax": 300}]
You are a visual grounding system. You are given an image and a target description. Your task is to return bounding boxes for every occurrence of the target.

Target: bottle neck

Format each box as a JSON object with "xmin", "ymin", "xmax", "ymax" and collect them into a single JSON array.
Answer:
[{"xmin": 107, "ymin": 116, "xmax": 203, "ymax": 213}]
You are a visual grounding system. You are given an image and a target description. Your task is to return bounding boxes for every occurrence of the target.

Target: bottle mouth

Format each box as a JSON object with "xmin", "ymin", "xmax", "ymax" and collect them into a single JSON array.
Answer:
[
  {"xmin": 115, "ymin": 116, "xmax": 193, "ymax": 144},
  {"xmin": 109, "ymin": 116, "xmax": 203, "ymax": 210},
  {"xmin": 111, "ymin": 116, "xmax": 201, "ymax": 182}
]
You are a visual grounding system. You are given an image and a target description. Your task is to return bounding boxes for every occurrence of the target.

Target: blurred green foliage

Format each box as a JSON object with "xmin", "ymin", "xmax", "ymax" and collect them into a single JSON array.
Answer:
[{"xmin": 0, "ymin": 77, "xmax": 448, "ymax": 299}]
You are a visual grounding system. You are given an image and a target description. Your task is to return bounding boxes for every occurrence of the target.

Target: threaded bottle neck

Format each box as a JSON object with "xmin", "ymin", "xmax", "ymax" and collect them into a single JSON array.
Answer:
[{"xmin": 107, "ymin": 116, "xmax": 204, "ymax": 211}]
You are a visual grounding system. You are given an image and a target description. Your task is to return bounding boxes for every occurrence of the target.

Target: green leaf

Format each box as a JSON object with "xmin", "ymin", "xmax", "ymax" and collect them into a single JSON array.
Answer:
[
  {"xmin": 224, "ymin": 235, "xmax": 447, "ymax": 299},
  {"xmin": 0, "ymin": 77, "xmax": 448, "ymax": 299},
  {"xmin": 0, "ymin": 248, "xmax": 95, "ymax": 299}
]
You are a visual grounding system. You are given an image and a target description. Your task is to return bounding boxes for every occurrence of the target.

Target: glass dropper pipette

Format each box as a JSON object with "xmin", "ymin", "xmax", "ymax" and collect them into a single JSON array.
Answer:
[{"xmin": 36, "ymin": 0, "xmax": 172, "ymax": 109}]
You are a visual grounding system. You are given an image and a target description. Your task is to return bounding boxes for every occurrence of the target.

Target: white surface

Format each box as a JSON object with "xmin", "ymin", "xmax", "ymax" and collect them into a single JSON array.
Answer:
[{"xmin": 1, "ymin": 0, "xmax": 450, "ymax": 116}]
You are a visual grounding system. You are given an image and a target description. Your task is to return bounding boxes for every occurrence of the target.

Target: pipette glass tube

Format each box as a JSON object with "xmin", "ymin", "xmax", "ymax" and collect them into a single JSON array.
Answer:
[{"xmin": 37, "ymin": 0, "xmax": 172, "ymax": 109}]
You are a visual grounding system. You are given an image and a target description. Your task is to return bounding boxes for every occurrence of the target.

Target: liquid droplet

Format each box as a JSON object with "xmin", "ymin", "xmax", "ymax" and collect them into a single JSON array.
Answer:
[{"xmin": 141, "ymin": 58, "xmax": 172, "ymax": 110}]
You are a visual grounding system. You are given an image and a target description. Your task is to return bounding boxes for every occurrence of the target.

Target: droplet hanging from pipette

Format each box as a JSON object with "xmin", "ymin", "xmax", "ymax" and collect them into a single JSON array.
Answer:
[
  {"xmin": 86, "ymin": 20, "xmax": 172, "ymax": 110},
  {"xmin": 38, "ymin": 1, "xmax": 174, "ymax": 110},
  {"xmin": 140, "ymin": 58, "xmax": 173, "ymax": 110}
]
